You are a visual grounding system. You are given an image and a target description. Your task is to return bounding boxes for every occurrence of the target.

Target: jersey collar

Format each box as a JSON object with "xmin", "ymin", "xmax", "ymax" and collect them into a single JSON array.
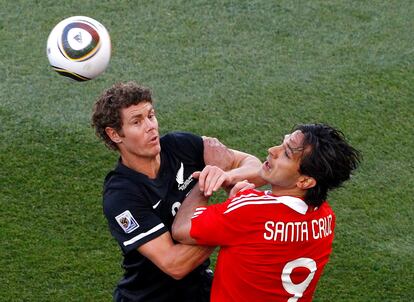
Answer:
[{"xmin": 264, "ymin": 190, "xmax": 308, "ymax": 215}]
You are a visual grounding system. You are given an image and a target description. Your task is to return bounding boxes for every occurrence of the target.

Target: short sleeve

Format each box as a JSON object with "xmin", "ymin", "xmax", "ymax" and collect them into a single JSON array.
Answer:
[
  {"xmin": 190, "ymin": 199, "xmax": 240, "ymax": 246},
  {"xmin": 190, "ymin": 189, "xmax": 266, "ymax": 247},
  {"xmin": 162, "ymin": 132, "xmax": 205, "ymax": 167},
  {"xmin": 103, "ymin": 179, "xmax": 168, "ymax": 254}
]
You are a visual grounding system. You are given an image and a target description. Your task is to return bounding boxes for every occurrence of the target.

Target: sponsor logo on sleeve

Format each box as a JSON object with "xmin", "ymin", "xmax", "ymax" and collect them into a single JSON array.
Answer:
[{"xmin": 115, "ymin": 210, "xmax": 139, "ymax": 234}]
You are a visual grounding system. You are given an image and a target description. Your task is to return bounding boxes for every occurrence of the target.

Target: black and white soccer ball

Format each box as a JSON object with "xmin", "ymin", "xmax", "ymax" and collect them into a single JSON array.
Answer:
[{"xmin": 46, "ymin": 16, "xmax": 111, "ymax": 81}]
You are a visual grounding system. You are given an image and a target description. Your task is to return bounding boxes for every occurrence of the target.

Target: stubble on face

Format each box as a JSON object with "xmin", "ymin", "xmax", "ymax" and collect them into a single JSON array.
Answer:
[
  {"xmin": 119, "ymin": 103, "xmax": 161, "ymax": 157},
  {"xmin": 259, "ymin": 131, "xmax": 308, "ymax": 193}
]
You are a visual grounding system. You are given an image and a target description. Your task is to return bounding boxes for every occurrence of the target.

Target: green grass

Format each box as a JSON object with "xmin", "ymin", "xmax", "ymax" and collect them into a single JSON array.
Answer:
[{"xmin": 1, "ymin": 0, "xmax": 413, "ymax": 301}]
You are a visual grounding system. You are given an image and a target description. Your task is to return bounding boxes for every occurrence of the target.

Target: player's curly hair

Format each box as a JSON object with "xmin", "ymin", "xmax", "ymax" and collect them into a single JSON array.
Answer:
[
  {"xmin": 295, "ymin": 124, "xmax": 361, "ymax": 207},
  {"xmin": 91, "ymin": 81, "xmax": 153, "ymax": 150}
]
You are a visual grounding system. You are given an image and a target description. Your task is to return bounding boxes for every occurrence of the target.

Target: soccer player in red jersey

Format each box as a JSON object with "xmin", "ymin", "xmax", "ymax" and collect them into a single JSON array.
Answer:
[{"xmin": 173, "ymin": 123, "xmax": 361, "ymax": 302}]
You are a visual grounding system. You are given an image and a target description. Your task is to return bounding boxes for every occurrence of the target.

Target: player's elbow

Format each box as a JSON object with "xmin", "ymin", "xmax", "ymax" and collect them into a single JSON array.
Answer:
[
  {"xmin": 172, "ymin": 226, "xmax": 197, "ymax": 245},
  {"xmin": 171, "ymin": 224, "xmax": 184, "ymax": 242},
  {"xmin": 168, "ymin": 268, "xmax": 188, "ymax": 280},
  {"xmin": 172, "ymin": 221, "xmax": 189, "ymax": 243}
]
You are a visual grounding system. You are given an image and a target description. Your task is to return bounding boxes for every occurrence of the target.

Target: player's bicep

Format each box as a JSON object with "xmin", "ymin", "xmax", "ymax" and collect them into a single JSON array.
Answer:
[
  {"xmin": 202, "ymin": 136, "xmax": 235, "ymax": 171},
  {"xmin": 228, "ymin": 148, "xmax": 257, "ymax": 170},
  {"xmin": 203, "ymin": 136, "xmax": 258, "ymax": 171}
]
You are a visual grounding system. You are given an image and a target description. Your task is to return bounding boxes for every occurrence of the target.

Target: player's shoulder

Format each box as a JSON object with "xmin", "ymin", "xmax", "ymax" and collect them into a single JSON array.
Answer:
[
  {"xmin": 231, "ymin": 188, "xmax": 267, "ymax": 200},
  {"xmin": 161, "ymin": 131, "xmax": 202, "ymax": 145},
  {"xmin": 314, "ymin": 201, "xmax": 335, "ymax": 217},
  {"xmin": 224, "ymin": 189, "xmax": 309, "ymax": 216},
  {"xmin": 161, "ymin": 131, "xmax": 204, "ymax": 162},
  {"xmin": 223, "ymin": 189, "xmax": 277, "ymax": 213},
  {"xmin": 103, "ymin": 165, "xmax": 145, "ymax": 192},
  {"xmin": 103, "ymin": 170, "xmax": 148, "ymax": 214}
]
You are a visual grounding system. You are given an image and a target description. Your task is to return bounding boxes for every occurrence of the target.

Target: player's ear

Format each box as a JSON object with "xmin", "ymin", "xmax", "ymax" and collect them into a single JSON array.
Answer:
[
  {"xmin": 105, "ymin": 127, "xmax": 122, "ymax": 144},
  {"xmin": 297, "ymin": 176, "xmax": 317, "ymax": 190}
]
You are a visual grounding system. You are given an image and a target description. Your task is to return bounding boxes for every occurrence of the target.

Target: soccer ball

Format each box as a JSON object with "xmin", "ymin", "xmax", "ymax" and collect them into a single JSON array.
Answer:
[{"xmin": 46, "ymin": 16, "xmax": 111, "ymax": 81}]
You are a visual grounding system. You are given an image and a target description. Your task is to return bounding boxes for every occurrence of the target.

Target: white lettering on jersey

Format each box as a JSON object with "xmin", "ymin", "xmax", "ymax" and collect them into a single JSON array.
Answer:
[
  {"xmin": 282, "ymin": 258, "xmax": 317, "ymax": 301},
  {"xmin": 312, "ymin": 215, "xmax": 333, "ymax": 239},
  {"xmin": 264, "ymin": 214, "xmax": 332, "ymax": 242},
  {"xmin": 171, "ymin": 201, "xmax": 181, "ymax": 216},
  {"xmin": 264, "ymin": 221, "xmax": 309, "ymax": 242},
  {"xmin": 178, "ymin": 176, "xmax": 194, "ymax": 191}
]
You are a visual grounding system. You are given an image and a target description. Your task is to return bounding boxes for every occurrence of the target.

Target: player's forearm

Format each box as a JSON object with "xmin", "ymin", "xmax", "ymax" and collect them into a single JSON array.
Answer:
[
  {"xmin": 226, "ymin": 151, "xmax": 266, "ymax": 187},
  {"xmin": 139, "ymin": 231, "xmax": 213, "ymax": 280},
  {"xmin": 172, "ymin": 183, "xmax": 208, "ymax": 244},
  {"xmin": 164, "ymin": 244, "xmax": 214, "ymax": 280}
]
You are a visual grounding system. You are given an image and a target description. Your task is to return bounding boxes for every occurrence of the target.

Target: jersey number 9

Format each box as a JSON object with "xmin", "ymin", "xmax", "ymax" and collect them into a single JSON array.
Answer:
[{"xmin": 282, "ymin": 257, "xmax": 317, "ymax": 302}]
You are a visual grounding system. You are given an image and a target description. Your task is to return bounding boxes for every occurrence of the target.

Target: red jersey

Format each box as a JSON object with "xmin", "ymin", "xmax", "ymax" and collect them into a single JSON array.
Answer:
[{"xmin": 190, "ymin": 189, "xmax": 335, "ymax": 302}]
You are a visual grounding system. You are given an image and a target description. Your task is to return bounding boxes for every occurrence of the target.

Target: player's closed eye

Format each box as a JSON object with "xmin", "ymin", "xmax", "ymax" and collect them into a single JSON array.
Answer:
[{"xmin": 284, "ymin": 150, "xmax": 290, "ymax": 158}]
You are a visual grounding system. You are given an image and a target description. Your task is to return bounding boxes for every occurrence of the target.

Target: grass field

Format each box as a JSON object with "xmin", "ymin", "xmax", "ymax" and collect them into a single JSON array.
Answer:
[{"xmin": 1, "ymin": 0, "xmax": 413, "ymax": 301}]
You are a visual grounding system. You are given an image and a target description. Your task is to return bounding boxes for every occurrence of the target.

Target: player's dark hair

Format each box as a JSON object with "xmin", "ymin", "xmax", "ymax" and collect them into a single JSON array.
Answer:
[
  {"xmin": 295, "ymin": 124, "xmax": 361, "ymax": 207},
  {"xmin": 91, "ymin": 81, "xmax": 153, "ymax": 150}
]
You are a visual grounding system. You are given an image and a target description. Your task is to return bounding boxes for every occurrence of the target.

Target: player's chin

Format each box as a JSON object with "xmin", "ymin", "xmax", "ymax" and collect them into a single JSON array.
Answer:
[
  {"xmin": 147, "ymin": 137, "xmax": 160, "ymax": 149},
  {"xmin": 151, "ymin": 144, "xmax": 161, "ymax": 154},
  {"xmin": 260, "ymin": 162, "xmax": 270, "ymax": 174},
  {"xmin": 258, "ymin": 168, "xmax": 266, "ymax": 180}
]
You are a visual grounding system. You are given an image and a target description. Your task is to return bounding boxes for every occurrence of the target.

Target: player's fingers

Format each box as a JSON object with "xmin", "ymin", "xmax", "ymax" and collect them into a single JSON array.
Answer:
[
  {"xmin": 202, "ymin": 170, "xmax": 214, "ymax": 195},
  {"xmin": 229, "ymin": 180, "xmax": 255, "ymax": 198},
  {"xmin": 204, "ymin": 169, "xmax": 227, "ymax": 196},
  {"xmin": 204, "ymin": 176, "xmax": 219, "ymax": 196},
  {"xmin": 240, "ymin": 182, "xmax": 255, "ymax": 191},
  {"xmin": 198, "ymin": 165, "xmax": 215, "ymax": 196},
  {"xmin": 197, "ymin": 170, "xmax": 207, "ymax": 192},
  {"xmin": 192, "ymin": 171, "xmax": 201, "ymax": 179},
  {"xmin": 232, "ymin": 181, "xmax": 246, "ymax": 192},
  {"xmin": 209, "ymin": 174, "xmax": 228, "ymax": 196},
  {"xmin": 238, "ymin": 180, "xmax": 255, "ymax": 190},
  {"xmin": 197, "ymin": 165, "xmax": 217, "ymax": 192}
]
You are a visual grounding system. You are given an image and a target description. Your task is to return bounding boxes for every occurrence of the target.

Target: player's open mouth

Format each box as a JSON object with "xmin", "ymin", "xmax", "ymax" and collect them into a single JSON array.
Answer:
[
  {"xmin": 149, "ymin": 136, "xmax": 159, "ymax": 144},
  {"xmin": 263, "ymin": 160, "xmax": 271, "ymax": 171}
]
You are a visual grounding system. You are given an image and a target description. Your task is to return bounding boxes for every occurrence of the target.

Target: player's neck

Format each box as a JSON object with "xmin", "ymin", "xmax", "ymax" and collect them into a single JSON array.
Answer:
[
  {"xmin": 271, "ymin": 186, "xmax": 305, "ymax": 199},
  {"xmin": 121, "ymin": 154, "xmax": 161, "ymax": 179}
]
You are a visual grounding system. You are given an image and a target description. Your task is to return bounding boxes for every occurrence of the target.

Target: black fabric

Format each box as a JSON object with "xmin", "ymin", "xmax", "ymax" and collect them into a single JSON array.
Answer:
[{"xmin": 103, "ymin": 132, "xmax": 211, "ymax": 302}]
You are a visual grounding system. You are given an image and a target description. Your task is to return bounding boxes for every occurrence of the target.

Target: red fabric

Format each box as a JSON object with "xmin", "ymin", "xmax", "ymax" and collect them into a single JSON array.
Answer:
[{"xmin": 190, "ymin": 189, "xmax": 335, "ymax": 302}]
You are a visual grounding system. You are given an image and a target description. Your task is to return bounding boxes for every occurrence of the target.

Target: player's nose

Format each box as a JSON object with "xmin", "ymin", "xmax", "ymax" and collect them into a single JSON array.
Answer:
[
  {"xmin": 144, "ymin": 117, "xmax": 157, "ymax": 131},
  {"xmin": 268, "ymin": 145, "xmax": 281, "ymax": 158}
]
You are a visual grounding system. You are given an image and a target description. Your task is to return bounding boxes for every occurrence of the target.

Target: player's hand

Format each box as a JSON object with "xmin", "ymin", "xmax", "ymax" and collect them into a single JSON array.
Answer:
[
  {"xmin": 192, "ymin": 166, "xmax": 230, "ymax": 196},
  {"xmin": 229, "ymin": 180, "xmax": 255, "ymax": 198}
]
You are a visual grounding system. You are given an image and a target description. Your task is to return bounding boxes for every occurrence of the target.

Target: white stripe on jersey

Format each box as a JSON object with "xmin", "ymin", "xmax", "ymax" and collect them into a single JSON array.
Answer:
[
  {"xmin": 228, "ymin": 193, "xmax": 276, "ymax": 208},
  {"xmin": 191, "ymin": 207, "xmax": 207, "ymax": 219},
  {"xmin": 195, "ymin": 207, "xmax": 207, "ymax": 211},
  {"xmin": 224, "ymin": 194, "xmax": 308, "ymax": 215},
  {"xmin": 123, "ymin": 223, "xmax": 165, "ymax": 246}
]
